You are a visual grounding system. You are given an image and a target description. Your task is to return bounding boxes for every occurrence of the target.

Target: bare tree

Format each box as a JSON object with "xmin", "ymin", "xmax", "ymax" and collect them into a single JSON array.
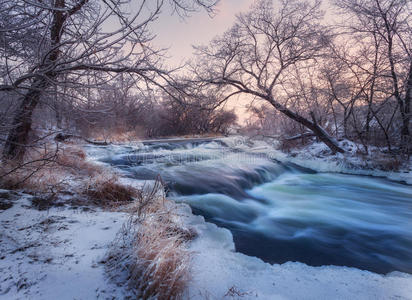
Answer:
[
  {"xmin": 140, "ymin": 84, "xmax": 237, "ymax": 137},
  {"xmin": 334, "ymin": 0, "xmax": 412, "ymax": 153},
  {"xmin": 193, "ymin": 0, "xmax": 345, "ymax": 153},
  {"xmin": 0, "ymin": 0, "xmax": 217, "ymax": 160}
]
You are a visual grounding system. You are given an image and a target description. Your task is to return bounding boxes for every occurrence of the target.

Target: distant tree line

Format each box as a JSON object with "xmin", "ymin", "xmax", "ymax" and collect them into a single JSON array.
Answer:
[
  {"xmin": 69, "ymin": 76, "xmax": 237, "ymax": 139},
  {"xmin": 0, "ymin": 0, "xmax": 411, "ymax": 161},
  {"xmin": 0, "ymin": 0, "xmax": 220, "ymax": 160},
  {"xmin": 193, "ymin": 0, "xmax": 411, "ymax": 155}
]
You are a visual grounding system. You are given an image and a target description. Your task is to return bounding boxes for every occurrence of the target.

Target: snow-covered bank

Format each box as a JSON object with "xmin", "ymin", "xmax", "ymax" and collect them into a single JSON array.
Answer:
[
  {"xmin": 224, "ymin": 136, "xmax": 412, "ymax": 184},
  {"xmin": 180, "ymin": 203, "xmax": 412, "ymax": 300},
  {"xmin": 0, "ymin": 191, "xmax": 129, "ymax": 299}
]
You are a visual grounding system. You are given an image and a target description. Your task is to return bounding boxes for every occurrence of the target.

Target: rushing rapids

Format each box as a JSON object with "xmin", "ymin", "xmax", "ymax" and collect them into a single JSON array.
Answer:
[{"xmin": 89, "ymin": 138, "xmax": 412, "ymax": 274}]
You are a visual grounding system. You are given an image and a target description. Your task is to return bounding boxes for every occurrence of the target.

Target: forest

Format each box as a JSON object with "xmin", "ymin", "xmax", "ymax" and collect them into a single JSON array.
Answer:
[{"xmin": 0, "ymin": 0, "xmax": 410, "ymax": 159}]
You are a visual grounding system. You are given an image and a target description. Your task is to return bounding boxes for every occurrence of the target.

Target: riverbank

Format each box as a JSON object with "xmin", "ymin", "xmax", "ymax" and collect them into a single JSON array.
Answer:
[
  {"xmin": 186, "ymin": 208, "xmax": 412, "ymax": 299},
  {"xmin": 1, "ymin": 137, "xmax": 412, "ymax": 299},
  {"xmin": 235, "ymin": 136, "xmax": 412, "ymax": 184},
  {"xmin": 2, "ymin": 192, "xmax": 412, "ymax": 299},
  {"xmin": 0, "ymin": 142, "xmax": 194, "ymax": 299}
]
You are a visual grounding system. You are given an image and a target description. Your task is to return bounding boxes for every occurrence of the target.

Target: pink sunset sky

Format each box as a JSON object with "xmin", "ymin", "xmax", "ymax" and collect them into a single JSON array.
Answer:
[
  {"xmin": 152, "ymin": 0, "xmax": 255, "ymax": 123},
  {"xmin": 151, "ymin": 0, "xmax": 253, "ymax": 66},
  {"xmin": 122, "ymin": 0, "xmax": 338, "ymax": 123}
]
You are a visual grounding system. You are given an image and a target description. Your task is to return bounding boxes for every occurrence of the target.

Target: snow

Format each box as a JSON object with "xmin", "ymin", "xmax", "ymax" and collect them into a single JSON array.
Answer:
[
  {"xmin": 180, "ymin": 203, "xmax": 412, "ymax": 300},
  {"xmin": 279, "ymin": 145, "xmax": 412, "ymax": 185},
  {"xmin": 222, "ymin": 137, "xmax": 412, "ymax": 185},
  {"xmin": 0, "ymin": 191, "xmax": 129, "ymax": 299},
  {"xmin": 2, "ymin": 189, "xmax": 411, "ymax": 300}
]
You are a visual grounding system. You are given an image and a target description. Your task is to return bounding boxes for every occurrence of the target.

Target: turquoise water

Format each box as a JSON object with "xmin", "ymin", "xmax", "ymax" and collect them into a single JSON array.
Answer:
[{"xmin": 96, "ymin": 140, "xmax": 412, "ymax": 274}]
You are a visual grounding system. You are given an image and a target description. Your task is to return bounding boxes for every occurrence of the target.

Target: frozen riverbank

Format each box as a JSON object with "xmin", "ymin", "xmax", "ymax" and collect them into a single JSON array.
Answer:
[
  {"xmin": 1, "ymin": 136, "xmax": 411, "ymax": 299},
  {"xmin": 1, "ymin": 189, "xmax": 411, "ymax": 300},
  {"xmin": 183, "ymin": 203, "xmax": 412, "ymax": 299}
]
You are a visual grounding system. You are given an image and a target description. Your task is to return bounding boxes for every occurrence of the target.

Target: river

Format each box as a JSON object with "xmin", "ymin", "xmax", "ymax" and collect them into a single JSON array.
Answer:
[{"xmin": 89, "ymin": 138, "xmax": 412, "ymax": 275}]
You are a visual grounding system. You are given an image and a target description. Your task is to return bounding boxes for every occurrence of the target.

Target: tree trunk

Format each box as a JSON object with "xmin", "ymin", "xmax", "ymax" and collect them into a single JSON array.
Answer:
[
  {"xmin": 2, "ymin": 79, "xmax": 46, "ymax": 160},
  {"xmin": 343, "ymin": 109, "xmax": 349, "ymax": 139},
  {"xmin": 401, "ymin": 61, "xmax": 412, "ymax": 153},
  {"xmin": 268, "ymin": 98, "xmax": 345, "ymax": 153},
  {"xmin": 56, "ymin": 107, "xmax": 63, "ymax": 129},
  {"xmin": 2, "ymin": 0, "xmax": 66, "ymax": 160},
  {"xmin": 309, "ymin": 112, "xmax": 345, "ymax": 153}
]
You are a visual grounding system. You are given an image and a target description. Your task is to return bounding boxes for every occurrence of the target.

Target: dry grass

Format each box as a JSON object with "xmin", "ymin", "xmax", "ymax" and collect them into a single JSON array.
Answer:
[
  {"xmin": 89, "ymin": 128, "xmax": 144, "ymax": 143},
  {"xmin": 352, "ymin": 149, "xmax": 406, "ymax": 172},
  {"xmin": 369, "ymin": 154, "xmax": 404, "ymax": 172},
  {"xmin": 2, "ymin": 143, "xmax": 195, "ymax": 297},
  {"xmin": 105, "ymin": 180, "xmax": 195, "ymax": 299},
  {"xmin": 0, "ymin": 143, "xmax": 136, "ymax": 209},
  {"xmin": 128, "ymin": 178, "xmax": 167, "ymax": 219},
  {"xmin": 84, "ymin": 174, "xmax": 137, "ymax": 207},
  {"xmin": 0, "ymin": 145, "xmax": 62, "ymax": 191},
  {"xmin": 0, "ymin": 144, "xmax": 102, "ymax": 191},
  {"xmin": 56, "ymin": 145, "xmax": 103, "ymax": 177},
  {"xmin": 278, "ymin": 137, "xmax": 312, "ymax": 153},
  {"xmin": 129, "ymin": 217, "xmax": 192, "ymax": 299}
]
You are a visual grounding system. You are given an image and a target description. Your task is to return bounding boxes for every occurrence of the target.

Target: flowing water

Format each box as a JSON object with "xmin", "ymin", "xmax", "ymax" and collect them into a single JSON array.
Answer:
[{"xmin": 91, "ymin": 139, "xmax": 412, "ymax": 274}]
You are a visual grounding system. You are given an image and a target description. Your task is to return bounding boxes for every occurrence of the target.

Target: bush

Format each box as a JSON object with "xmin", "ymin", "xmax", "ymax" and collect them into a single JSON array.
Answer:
[
  {"xmin": 0, "ymin": 144, "xmax": 101, "ymax": 191},
  {"xmin": 105, "ymin": 180, "xmax": 194, "ymax": 299},
  {"xmin": 85, "ymin": 175, "xmax": 137, "ymax": 206}
]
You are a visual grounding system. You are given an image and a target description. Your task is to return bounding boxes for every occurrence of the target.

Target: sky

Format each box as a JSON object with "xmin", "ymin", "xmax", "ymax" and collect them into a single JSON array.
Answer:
[
  {"xmin": 138, "ymin": 0, "xmax": 254, "ymax": 124},
  {"xmin": 130, "ymin": 0, "xmax": 338, "ymax": 124},
  {"xmin": 147, "ymin": 0, "xmax": 255, "ymax": 123},
  {"xmin": 150, "ymin": 0, "xmax": 253, "ymax": 67},
  {"xmin": 104, "ymin": 1, "xmax": 340, "ymax": 124},
  {"xmin": 150, "ymin": 0, "xmax": 337, "ymax": 66},
  {"xmin": 102, "ymin": 0, "xmax": 256, "ymax": 123}
]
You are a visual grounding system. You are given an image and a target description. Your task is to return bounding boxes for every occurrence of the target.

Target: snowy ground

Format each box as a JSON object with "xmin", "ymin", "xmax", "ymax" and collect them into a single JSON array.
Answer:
[
  {"xmin": 1, "ymin": 189, "xmax": 412, "ymax": 300},
  {"xmin": 0, "ymin": 191, "xmax": 128, "ymax": 299}
]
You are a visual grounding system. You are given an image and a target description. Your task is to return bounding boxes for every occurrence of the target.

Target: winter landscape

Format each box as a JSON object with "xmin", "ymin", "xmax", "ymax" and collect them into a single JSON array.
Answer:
[{"xmin": 1, "ymin": 0, "xmax": 412, "ymax": 299}]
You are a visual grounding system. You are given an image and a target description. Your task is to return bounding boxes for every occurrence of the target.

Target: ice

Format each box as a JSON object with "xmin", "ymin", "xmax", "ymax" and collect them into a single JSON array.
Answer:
[{"xmin": 181, "ymin": 204, "xmax": 412, "ymax": 300}]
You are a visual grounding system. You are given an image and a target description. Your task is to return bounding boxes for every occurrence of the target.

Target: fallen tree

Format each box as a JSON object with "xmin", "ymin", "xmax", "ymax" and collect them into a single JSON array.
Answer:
[{"xmin": 54, "ymin": 133, "xmax": 109, "ymax": 146}]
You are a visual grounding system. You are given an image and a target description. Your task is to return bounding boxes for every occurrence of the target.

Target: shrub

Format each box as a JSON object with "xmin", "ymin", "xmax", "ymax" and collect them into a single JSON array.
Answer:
[
  {"xmin": 85, "ymin": 175, "xmax": 137, "ymax": 207},
  {"xmin": 129, "ymin": 217, "xmax": 192, "ymax": 299},
  {"xmin": 0, "ymin": 145, "xmax": 60, "ymax": 191},
  {"xmin": 105, "ymin": 180, "xmax": 194, "ymax": 299}
]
